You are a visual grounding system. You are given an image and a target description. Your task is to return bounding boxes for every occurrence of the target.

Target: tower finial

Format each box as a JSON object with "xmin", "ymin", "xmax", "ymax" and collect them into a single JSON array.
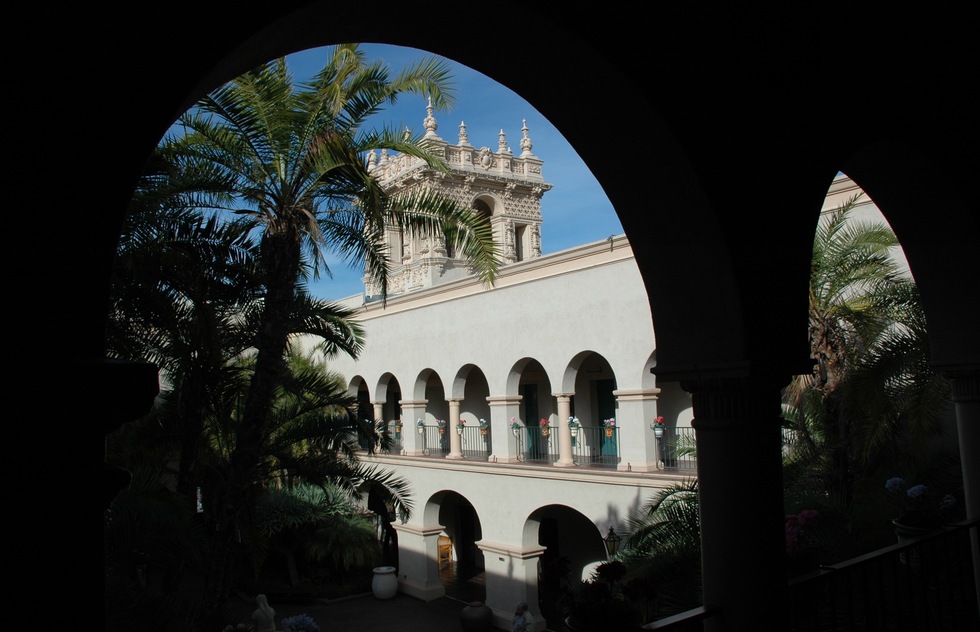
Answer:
[
  {"xmin": 519, "ymin": 119, "xmax": 533, "ymax": 156},
  {"xmin": 458, "ymin": 120, "xmax": 470, "ymax": 146},
  {"xmin": 424, "ymin": 95, "xmax": 439, "ymax": 138}
]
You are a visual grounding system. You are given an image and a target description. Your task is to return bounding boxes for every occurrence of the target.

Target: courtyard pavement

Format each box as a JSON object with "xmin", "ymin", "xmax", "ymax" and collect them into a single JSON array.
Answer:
[{"xmin": 224, "ymin": 590, "xmax": 490, "ymax": 631}]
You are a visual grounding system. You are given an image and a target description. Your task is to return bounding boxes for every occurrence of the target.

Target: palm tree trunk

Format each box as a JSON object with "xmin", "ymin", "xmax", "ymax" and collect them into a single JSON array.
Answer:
[{"xmin": 204, "ymin": 227, "xmax": 303, "ymax": 609}]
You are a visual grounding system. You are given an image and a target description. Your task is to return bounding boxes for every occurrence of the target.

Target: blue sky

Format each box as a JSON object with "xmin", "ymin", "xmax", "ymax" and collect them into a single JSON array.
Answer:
[{"xmin": 286, "ymin": 44, "xmax": 622, "ymax": 301}]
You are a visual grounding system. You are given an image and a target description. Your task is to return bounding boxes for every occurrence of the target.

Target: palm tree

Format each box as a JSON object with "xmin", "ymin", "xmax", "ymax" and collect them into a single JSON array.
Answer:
[
  {"xmin": 618, "ymin": 479, "xmax": 702, "ymax": 620},
  {"xmin": 157, "ymin": 45, "xmax": 499, "ymax": 606},
  {"xmin": 108, "ymin": 157, "xmax": 262, "ymax": 502},
  {"xmin": 782, "ymin": 193, "xmax": 955, "ymax": 549},
  {"xmin": 251, "ymin": 481, "xmax": 384, "ymax": 591}
]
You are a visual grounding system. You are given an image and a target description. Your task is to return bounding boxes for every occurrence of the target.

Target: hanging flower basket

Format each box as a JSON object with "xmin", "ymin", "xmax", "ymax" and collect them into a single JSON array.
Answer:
[
  {"xmin": 651, "ymin": 416, "xmax": 665, "ymax": 438},
  {"xmin": 603, "ymin": 418, "xmax": 616, "ymax": 437},
  {"xmin": 479, "ymin": 418, "xmax": 489, "ymax": 436},
  {"xmin": 437, "ymin": 420, "xmax": 447, "ymax": 435},
  {"xmin": 539, "ymin": 418, "xmax": 550, "ymax": 437}
]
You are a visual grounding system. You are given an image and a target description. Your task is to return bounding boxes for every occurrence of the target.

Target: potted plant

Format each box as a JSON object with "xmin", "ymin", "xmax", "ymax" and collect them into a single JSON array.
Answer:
[
  {"xmin": 885, "ymin": 476, "xmax": 959, "ymax": 536},
  {"xmin": 456, "ymin": 419, "xmax": 466, "ymax": 435},
  {"xmin": 393, "ymin": 419, "xmax": 403, "ymax": 438},
  {"xmin": 281, "ymin": 614, "xmax": 321, "ymax": 632},
  {"xmin": 510, "ymin": 418, "xmax": 521, "ymax": 437},
  {"xmin": 437, "ymin": 419, "xmax": 447, "ymax": 435},
  {"xmin": 567, "ymin": 416, "xmax": 581, "ymax": 447},
  {"xmin": 539, "ymin": 418, "xmax": 551, "ymax": 437},
  {"xmin": 651, "ymin": 416, "xmax": 665, "ymax": 438},
  {"xmin": 784, "ymin": 508, "xmax": 822, "ymax": 576},
  {"xmin": 479, "ymin": 418, "xmax": 489, "ymax": 436},
  {"xmin": 416, "ymin": 418, "xmax": 425, "ymax": 434},
  {"xmin": 602, "ymin": 418, "xmax": 616, "ymax": 437}
]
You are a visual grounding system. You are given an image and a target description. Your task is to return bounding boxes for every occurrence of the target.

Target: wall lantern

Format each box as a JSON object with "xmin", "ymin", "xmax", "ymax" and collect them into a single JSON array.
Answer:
[{"xmin": 603, "ymin": 526, "xmax": 621, "ymax": 560}]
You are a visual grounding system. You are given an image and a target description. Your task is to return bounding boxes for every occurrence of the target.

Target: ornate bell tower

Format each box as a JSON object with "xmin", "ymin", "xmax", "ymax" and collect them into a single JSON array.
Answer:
[{"xmin": 364, "ymin": 98, "xmax": 553, "ymax": 298}]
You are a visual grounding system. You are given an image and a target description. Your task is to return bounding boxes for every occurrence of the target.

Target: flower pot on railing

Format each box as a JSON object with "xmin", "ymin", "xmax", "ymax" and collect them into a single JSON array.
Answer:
[
  {"xmin": 654, "ymin": 427, "xmax": 664, "ymax": 438},
  {"xmin": 605, "ymin": 428, "xmax": 614, "ymax": 438},
  {"xmin": 541, "ymin": 426, "xmax": 550, "ymax": 437}
]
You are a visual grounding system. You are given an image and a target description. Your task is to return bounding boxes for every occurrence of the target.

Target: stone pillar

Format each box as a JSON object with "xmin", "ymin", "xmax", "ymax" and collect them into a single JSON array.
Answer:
[
  {"xmin": 613, "ymin": 388, "xmax": 660, "ymax": 472},
  {"xmin": 945, "ymin": 368, "xmax": 980, "ymax": 614},
  {"xmin": 487, "ymin": 396, "xmax": 523, "ymax": 463},
  {"xmin": 683, "ymin": 376, "xmax": 789, "ymax": 631},
  {"xmin": 447, "ymin": 398, "xmax": 463, "ymax": 459},
  {"xmin": 373, "ymin": 401, "xmax": 384, "ymax": 425},
  {"xmin": 391, "ymin": 522, "xmax": 446, "ymax": 601},
  {"xmin": 399, "ymin": 399, "xmax": 428, "ymax": 456},
  {"xmin": 478, "ymin": 539, "xmax": 546, "ymax": 632},
  {"xmin": 554, "ymin": 393, "xmax": 574, "ymax": 467}
]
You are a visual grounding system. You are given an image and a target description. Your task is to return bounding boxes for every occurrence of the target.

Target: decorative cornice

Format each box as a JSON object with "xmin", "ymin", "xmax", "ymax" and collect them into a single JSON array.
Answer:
[
  {"xmin": 613, "ymin": 388, "xmax": 661, "ymax": 401},
  {"xmin": 477, "ymin": 539, "xmax": 546, "ymax": 558},
  {"xmin": 681, "ymin": 377, "xmax": 784, "ymax": 422},
  {"xmin": 342, "ymin": 235, "xmax": 634, "ymax": 317},
  {"xmin": 391, "ymin": 523, "xmax": 446, "ymax": 537},
  {"xmin": 945, "ymin": 369, "xmax": 980, "ymax": 401}
]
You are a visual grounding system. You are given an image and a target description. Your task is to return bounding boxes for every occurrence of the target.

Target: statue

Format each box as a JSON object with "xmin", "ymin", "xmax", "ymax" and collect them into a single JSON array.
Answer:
[{"xmin": 252, "ymin": 593, "xmax": 276, "ymax": 632}]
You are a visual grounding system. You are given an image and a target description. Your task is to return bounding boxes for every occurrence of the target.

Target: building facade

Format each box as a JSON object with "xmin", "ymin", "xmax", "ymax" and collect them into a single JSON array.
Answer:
[{"xmin": 319, "ymin": 106, "xmax": 699, "ymax": 630}]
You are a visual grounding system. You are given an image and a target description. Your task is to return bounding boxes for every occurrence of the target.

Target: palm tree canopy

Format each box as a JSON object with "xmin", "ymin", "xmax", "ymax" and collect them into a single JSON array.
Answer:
[
  {"xmin": 783, "ymin": 192, "xmax": 954, "ymax": 534},
  {"xmin": 163, "ymin": 44, "xmax": 498, "ymax": 302}
]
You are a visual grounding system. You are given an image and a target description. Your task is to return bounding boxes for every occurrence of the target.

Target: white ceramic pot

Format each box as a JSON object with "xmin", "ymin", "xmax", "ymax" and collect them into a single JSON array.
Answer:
[{"xmin": 372, "ymin": 565, "xmax": 398, "ymax": 599}]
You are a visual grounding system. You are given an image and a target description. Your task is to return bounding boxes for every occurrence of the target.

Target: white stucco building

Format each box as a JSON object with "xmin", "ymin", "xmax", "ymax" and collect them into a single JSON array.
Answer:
[
  {"xmin": 317, "ymin": 105, "xmax": 697, "ymax": 631},
  {"xmin": 321, "ymin": 105, "xmax": 889, "ymax": 631}
]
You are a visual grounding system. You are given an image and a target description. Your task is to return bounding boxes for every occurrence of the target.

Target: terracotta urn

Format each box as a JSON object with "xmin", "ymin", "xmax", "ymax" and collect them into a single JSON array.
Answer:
[{"xmin": 460, "ymin": 601, "xmax": 493, "ymax": 632}]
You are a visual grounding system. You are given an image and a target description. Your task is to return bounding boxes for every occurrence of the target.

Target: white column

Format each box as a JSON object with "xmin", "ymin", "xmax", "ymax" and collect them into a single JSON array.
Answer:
[
  {"xmin": 391, "ymin": 522, "xmax": 446, "ymax": 601},
  {"xmin": 554, "ymin": 393, "xmax": 574, "ymax": 467},
  {"xmin": 613, "ymin": 388, "xmax": 661, "ymax": 472},
  {"xmin": 399, "ymin": 399, "xmax": 428, "ymax": 456},
  {"xmin": 372, "ymin": 401, "xmax": 384, "ymax": 425},
  {"xmin": 478, "ymin": 539, "xmax": 546, "ymax": 632},
  {"xmin": 447, "ymin": 398, "xmax": 463, "ymax": 459},
  {"xmin": 487, "ymin": 396, "xmax": 522, "ymax": 463}
]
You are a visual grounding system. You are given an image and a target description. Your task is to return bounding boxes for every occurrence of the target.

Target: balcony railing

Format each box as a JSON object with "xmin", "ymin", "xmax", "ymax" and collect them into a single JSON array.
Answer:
[
  {"xmin": 571, "ymin": 426, "xmax": 620, "ymax": 467},
  {"xmin": 514, "ymin": 424, "xmax": 556, "ymax": 463},
  {"xmin": 416, "ymin": 423, "xmax": 450, "ymax": 456},
  {"xmin": 654, "ymin": 427, "xmax": 696, "ymax": 473},
  {"xmin": 459, "ymin": 425, "xmax": 492, "ymax": 460},
  {"xmin": 787, "ymin": 517, "xmax": 979, "ymax": 631},
  {"xmin": 384, "ymin": 421, "xmax": 404, "ymax": 453},
  {"xmin": 645, "ymin": 518, "xmax": 979, "ymax": 631},
  {"xmin": 509, "ymin": 425, "xmax": 621, "ymax": 468}
]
